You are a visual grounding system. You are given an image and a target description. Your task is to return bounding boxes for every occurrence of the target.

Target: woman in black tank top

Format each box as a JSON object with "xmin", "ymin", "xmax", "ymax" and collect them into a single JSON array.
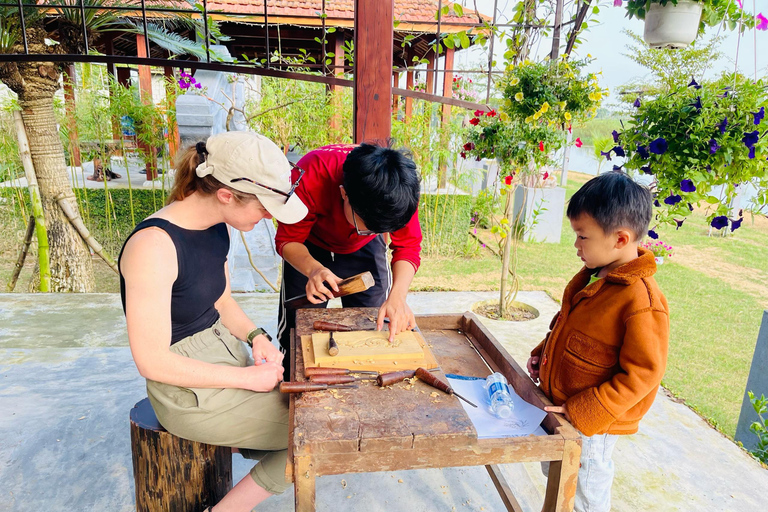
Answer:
[{"xmin": 119, "ymin": 132, "xmax": 307, "ymax": 510}]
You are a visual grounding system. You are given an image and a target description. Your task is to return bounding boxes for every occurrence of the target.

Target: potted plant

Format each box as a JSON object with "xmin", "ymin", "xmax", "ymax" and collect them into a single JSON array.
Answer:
[
  {"xmin": 606, "ymin": 74, "xmax": 768, "ymax": 234},
  {"xmin": 618, "ymin": 0, "xmax": 758, "ymax": 49},
  {"xmin": 463, "ymin": 57, "xmax": 605, "ymax": 319},
  {"xmin": 642, "ymin": 239, "xmax": 674, "ymax": 264}
]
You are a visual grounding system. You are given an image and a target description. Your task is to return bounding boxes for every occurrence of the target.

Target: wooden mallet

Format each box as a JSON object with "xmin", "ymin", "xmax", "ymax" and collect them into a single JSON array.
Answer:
[{"xmin": 284, "ymin": 271, "xmax": 375, "ymax": 309}]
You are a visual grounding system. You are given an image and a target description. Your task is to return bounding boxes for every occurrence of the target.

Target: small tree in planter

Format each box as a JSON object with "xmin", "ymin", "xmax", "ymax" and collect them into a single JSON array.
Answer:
[
  {"xmin": 463, "ymin": 58, "xmax": 605, "ymax": 319},
  {"xmin": 618, "ymin": 0, "xmax": 759, "ymax": 48},
  {"xmin": 609, "ymin": 74, "xmax": 768, "ymax": 234}
]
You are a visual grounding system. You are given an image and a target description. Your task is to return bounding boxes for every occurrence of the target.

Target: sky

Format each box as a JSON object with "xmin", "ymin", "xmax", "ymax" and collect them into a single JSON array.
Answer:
[{"xmin": 452, "ymin": 0, "xmax": 768, "ymax": 101}]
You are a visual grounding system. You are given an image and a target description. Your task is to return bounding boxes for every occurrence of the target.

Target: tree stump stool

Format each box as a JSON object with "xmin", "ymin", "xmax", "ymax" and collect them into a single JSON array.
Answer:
[{"xmin": 130, "ymin": 398, "xmax": 232, "ymax": 512}]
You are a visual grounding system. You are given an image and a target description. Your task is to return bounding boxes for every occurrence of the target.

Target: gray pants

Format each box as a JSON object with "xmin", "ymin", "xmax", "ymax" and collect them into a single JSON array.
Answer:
[{"xmin": 146, "ymin": 319, "xmax": 291, "ymax": 494}]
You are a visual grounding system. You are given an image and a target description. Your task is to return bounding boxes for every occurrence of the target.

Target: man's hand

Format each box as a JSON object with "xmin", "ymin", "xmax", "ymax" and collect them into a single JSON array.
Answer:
[
  {"xmin": 306, "ymin": 267, "xmax": 342, "ymax": 304},
  {"xmin": 242, "ymin": 362, "xmax": 284, "ymax": 392},
  {"xmin": 544, "ymin": 405, "xmax": 571, "ymax": 422},
  {"xmin": 252, "ymin": 335, "xmax": 283, "ymax": 366},
  {"xmin": 527, "ymin": 356, "xmax": 540, "ymax": 384},
  {"xmin": 377, "ymin": 294, "xmax": 417, "ymax": 342}
]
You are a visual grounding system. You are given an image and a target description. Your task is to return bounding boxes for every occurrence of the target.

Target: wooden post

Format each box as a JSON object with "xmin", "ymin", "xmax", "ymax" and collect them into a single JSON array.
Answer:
[
  {"xmin": 329, "ymin": 32, "xmax": 345, "ymax": 139},
  {"xmin": 293, "ymin": 455, "xmax": 316, "ymax": 512},
  {"xmin": 62, "ymin": 65, "xmax": 81, "ymax": 167},
  {"xmin": 438, "ymin": 47, "xmax": 455, "ymax": 187},
  {"xmin": 353, "ymin": 0, "xmax": 393, "ymax": 143},
  {"xmin": 550, "ymin": 0, "xmax": 564, "ymax": 60},
  {"xmin": 163, "ymin": 65, "xmax": 180, "ymax": 161},
  {"xmin": 392, "ymin": 71, "xmax": 400, "ymax": 114},
  {"xmin": 130, "ymin": 398, "xmax": 232, "ymax": 511},
  {"xmin": 405, "ymin": 67, "xmax": 414, "ymax": 122},
  {"xmin": 425, "ymin": 52, "xmax": 436, "ymax": 98},
  {"xmin": 136, "ymin": 33, "xmax": 157, "ymax": 180},
  {"xmin": 542, "ymin": 434, "xmax": 581, "ymax": 511}
]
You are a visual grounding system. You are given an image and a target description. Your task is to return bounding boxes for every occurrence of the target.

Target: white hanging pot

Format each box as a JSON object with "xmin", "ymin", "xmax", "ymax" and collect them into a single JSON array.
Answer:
[{"xmin": 643, "ymin": 0, "xmax": 703, "ymax": 49}]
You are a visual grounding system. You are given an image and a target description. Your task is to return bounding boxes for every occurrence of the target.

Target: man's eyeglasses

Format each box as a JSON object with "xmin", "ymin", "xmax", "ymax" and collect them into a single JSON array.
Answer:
[
  {"xmin": 230, "ymin": 166, "xmax": 306, "ymax": 204},
  {"xmin": 352, "ymin": 210, "xmax": 377, "ymax": 237}
]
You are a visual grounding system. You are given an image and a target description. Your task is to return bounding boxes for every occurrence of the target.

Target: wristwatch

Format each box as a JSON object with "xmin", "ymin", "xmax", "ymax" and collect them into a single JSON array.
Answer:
[{"xmin": 246, "ymin": 327, "xmax": 272, "ymax": 347}]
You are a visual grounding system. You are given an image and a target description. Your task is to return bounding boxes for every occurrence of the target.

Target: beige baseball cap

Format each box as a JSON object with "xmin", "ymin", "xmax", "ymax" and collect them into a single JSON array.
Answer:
[{"xmin": 195, "ymin": 131, "xmax": 308, "ymax": 224}]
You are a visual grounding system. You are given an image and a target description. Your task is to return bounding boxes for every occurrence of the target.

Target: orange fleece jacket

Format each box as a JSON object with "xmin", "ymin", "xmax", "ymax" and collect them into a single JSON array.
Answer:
[{"xmin": 531, "ymin": 248, "xmax": 669, "ymax": 436}]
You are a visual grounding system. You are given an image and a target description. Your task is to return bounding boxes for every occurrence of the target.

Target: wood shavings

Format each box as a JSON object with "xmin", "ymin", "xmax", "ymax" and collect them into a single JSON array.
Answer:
[
  {"xmin": 397, "ymin": 479, "xmax": 404, "ymax": 483},
  {"xmin": 430, "ymin": 392, "xmax": 439, "ymax": 397},
  {"xmin": 323, "ymin": 406, "xmax": 333, "ymax": 410},
  {"xmin": 341, "ymin": 479, "xmax": 347, "ymax": 488}
]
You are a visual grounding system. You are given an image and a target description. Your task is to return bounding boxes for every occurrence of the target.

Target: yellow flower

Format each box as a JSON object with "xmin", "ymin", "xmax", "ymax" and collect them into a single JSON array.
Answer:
[
  {"xmin": 564, "ymin": 112, "xmax": 572, "ymax": 121},
  {"xmin": 515, "ymin": 92, "xmax": 524, "ymax": 102},
  {"xmin": 533, "ymin": 112, "xmax": 542, "ymax": 120},
  {"xmin": 540, "ymin": 102, "xmax": 550, "ymax": 113},
  {"xmin": 499, "ymin": 112, "xmax": 510, "ymax": 122},
  {"xmin": 509, "ymin": 77, "xmax": 520, "ymax": 86},
  {"xmin": 588, "ymin": 92, "xmax": 596, "ymax": 101},
  {"xmin": 558, "ymin": 101, "xmax": 567, "ymax": 109},
  {"xmin": 525, "ymin": 115, "xmax": 534, "ymax": 123}
]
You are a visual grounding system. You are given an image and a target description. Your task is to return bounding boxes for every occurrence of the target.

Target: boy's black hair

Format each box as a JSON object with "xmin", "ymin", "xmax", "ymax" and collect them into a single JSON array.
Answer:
[
  {"xmin": 566, "ymin": 171, "xmax": 652, "ymax": 240},
  {"xmin": 343, "ymin": 143, "xmax": 420, "ymax": 233}
]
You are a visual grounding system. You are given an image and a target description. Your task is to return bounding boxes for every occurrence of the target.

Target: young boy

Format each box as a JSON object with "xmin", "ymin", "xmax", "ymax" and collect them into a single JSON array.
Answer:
[{"xmin": 527, "ymin": 171, "xmax": 669, "ymax": 512}]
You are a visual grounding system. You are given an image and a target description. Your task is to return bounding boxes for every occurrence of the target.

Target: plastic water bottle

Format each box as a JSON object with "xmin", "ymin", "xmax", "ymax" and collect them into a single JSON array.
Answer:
[{"xmin": 485, "ymin": 372, "xmax": 514, "ymax": 419}]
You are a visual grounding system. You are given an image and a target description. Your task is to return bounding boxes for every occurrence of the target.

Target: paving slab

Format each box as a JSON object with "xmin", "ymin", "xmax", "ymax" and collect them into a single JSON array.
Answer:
[{"xmin": 0, "ymin": 292, "xmax": 765, "ymax": 511}]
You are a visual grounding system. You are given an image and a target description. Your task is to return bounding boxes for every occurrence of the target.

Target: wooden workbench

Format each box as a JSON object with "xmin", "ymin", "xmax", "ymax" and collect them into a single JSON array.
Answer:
[{"xmin": 288, "ymin": 308, "xmax": 581, "ymax": 512}]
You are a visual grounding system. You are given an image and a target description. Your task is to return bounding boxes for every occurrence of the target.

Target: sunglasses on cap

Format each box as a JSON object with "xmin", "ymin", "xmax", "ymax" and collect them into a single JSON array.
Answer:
[{"xmin": 230, "ymin": 166, "xmax": 306, "ymax": 204}]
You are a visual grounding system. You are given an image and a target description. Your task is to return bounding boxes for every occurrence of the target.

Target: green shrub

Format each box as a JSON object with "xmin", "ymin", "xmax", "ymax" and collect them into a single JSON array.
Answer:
[{"xmin": 419, "ymin": 194, "xmax": 472, "ymax": 257}]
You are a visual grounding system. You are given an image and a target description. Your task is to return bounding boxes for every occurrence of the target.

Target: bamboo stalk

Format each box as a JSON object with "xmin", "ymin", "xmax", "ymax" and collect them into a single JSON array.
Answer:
[
  {"xmin": 55, "ymin": 192, "xmax": 119, "ymax": 275},
  {"xmin": 6, "ymin": 216, "xmax": 35, "ymax": 292},
  {"xmin": 14, "ymin": 111, "xmax": 51, "ymax": 292},
  {"xmin": 239, "ymin": 230, "xmax": 279, "ymax": 292}
]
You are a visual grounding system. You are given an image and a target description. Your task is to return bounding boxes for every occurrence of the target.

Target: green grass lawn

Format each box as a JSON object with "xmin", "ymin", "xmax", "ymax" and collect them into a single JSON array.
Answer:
[{"xmin": 414, "ymin": 172, "xmax": 767, "ymax": 439}]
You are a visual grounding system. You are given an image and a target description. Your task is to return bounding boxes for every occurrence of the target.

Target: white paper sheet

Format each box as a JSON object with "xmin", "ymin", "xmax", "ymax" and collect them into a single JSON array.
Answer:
[{"xmin": 447, "ymin": 376, "xmax": 548, "ymax": 439}]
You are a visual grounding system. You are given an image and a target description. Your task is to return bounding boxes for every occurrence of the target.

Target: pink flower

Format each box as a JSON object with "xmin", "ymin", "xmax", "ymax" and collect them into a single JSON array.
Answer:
[
  {"xmin": 574, "ymin": 137, "xmax": 583, "ymax": 148},
  {"xmin": 474, "ymin": 109, "xmax": 484, "ymax": 117},
  {"xmin": 486, "ymin": 110, "xmax": 497, "ymax": 117},
  {"xmin": 567, "ymin": 124, "xmax": 572, "ymax": 134},
  {"xmin": 504, "ymin": 175, "xmax": 513, "ymax": 185},
  {"xmin": 613, "ymin": 0, "xmax": 622, "ymax": 6},
  {"xmin": 538, "ymin": 141, "xmax": 545, "ymax": 151},
  {"xmin": 542, "ymin": 171, "xmax": 549, "ymax": 181},
  {"xmin": 195, "ymin": 83, "xmax": 202, "ymax": 89},
  {"xmin": 469, "ymin": 118, "xmax": 480, "ymax": 126},
  {"xmin": 757, "ymin": 13, "xmax": 768, "ymax": 30}
]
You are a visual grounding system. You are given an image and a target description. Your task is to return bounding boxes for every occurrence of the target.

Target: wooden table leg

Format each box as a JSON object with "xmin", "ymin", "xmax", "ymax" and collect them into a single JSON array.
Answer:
[
  {"xmin": 486, "ymin": 465, "xmax": 524, "ymax": 512},
  {"xmin": 542, "ymin": 437, "xmax": 581, "ymax": 512},
  {"xmin": 294, "ymin": 455, "xmax": 316, "ymax": 512}
]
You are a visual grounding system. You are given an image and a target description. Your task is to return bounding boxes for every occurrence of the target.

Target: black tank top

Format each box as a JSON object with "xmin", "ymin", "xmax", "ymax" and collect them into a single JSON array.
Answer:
[{"xmin": 118, "ymin": 218, "xmax": 229, "ymax": 344}]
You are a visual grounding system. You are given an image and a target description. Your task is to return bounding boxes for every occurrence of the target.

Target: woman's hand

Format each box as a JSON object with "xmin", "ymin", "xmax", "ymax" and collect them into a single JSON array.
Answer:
[
  {"xmin": 306, "ymin": 267, "xmax": 342, "ymax": 303},
  {"xmin": 252, "ymin": 336, "xmax": 283, "ymax": 366},
  {"xmin": 377, "ymin": 294, "xmax": 417, "ymax": 342},
  {"xmin": 242, "ymin": 361, "xmax": 284, "ymax": 392}
]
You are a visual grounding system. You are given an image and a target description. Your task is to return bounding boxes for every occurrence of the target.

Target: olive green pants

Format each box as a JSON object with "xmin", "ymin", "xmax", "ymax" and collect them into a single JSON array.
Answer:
[{"xmin": 146, "ymin": 319, "xmax": 290, "ymax": 494}]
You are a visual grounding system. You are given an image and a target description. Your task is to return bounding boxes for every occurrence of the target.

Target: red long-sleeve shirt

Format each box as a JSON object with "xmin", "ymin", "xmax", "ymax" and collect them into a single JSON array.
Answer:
[{"xmin": 275, "ymin": 144, "xmax": 422, "ymax": 271}]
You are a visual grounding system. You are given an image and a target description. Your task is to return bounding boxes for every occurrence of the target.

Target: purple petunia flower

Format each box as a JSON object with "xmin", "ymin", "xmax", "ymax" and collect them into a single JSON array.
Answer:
[
  {"xmin": 749, "ymin": 147, "xmax": 756, "ymax": 159},
  {"xmin": 649, "ymin": 138, "xmax": 668, "ymax": 155},
  {"xmin": 178, "ymin": 80, "xmax": 190, "ymax": 90},
  {"xmin": 613, "ymin": 165, "xmax": 624, "ymax": 171},
  {"xmin": 711, "ymin": 216, "xmax": 728, "ymax": 230},
  {"xmin": 753, "ymin": 107, "xmax": 765, "ymax": 126},
  {"xmin": 709, "ymin": 139, "xmax": 720, "ymax": 154},
  {"xmin": 654, "ymin": 199, "xmax": 660, "ymax": 207},
  {"xmin": 731, "ymin": 217, "xmax": 743, "ymax": 231},
  {"xmin": 642, "ymin": 165, "xmax": 653, "ymax": 175},
  {"xmin": 664, "ymin": 194, "xmax": 682, "ymax": 205},
  {"xmin": 633, "ymin": 97, "xmax": 641, "ymax": 108},
  {"xmin": 637, "ymin": 145, "xmax": 650, "ymax": 159},
  {"xmin": 705, "ymin": 165, "xmax": 712, "ymax": 173},
  {"xmin": 688, "ymin": 203, "xmax": 694, "ymax": 212},
  {"xmin": 675, "ymin": 219, "xmax": 685, "ymax": 230},
  {"xmin": 743, "ymin": 130, "xmax": 759, "ymax": 148},
  {"xmin": 601, "ymin": 150, "xmax": 612, "ymax": 161},
  {"xmin": 195, "ymin": 83, "xmax": 202, "ymax": 89},
  {"xmin": 613, "ymin": 146, "xmax": 626, "ymax": 157},
  {"xmin": 648, "ymin": 230, "xmax": 659, "ymax": 239},
  {"xmin": 718, "ymin": 117, "xmax": 728, "ymax": 134},
  {"xmin": 688, "ymin": 78, "xmax": 701, "ymax": 90},
  {"xmin": 612, "ymin": 130, "xmax": 620, "ymax": 143},
  {"xmin": 692, "ymin": 97, "xmax": 703, "ymax": 111},
  {"xmin": 680, "ymin": 179, "xmax": 696, "ymax": 192}
]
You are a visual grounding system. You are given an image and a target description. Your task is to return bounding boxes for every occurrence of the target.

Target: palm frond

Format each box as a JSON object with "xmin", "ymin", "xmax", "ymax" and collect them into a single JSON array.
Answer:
[{"xmin": 122, "ymin": 20, "xmax": 226, "ymax": 61}]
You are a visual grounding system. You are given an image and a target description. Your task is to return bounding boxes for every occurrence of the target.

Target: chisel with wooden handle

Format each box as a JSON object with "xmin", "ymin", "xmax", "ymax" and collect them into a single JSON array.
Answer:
[
  {"xmin": 304, "ymin": 367, "xmax": 378, "ymax": 376},
  {"xmin": 279, "ymin": 382, "xmax": 358, "ymax": 393},
  {"xmin": 376, "ymin": 368, "xmax": 441, "ymax": 387},
  {"xmin": 308, "ymin": 374, "xmax": 376, "ymax": 385},
  {"xmin": 415, "ymin": 367, "xmax": 477, "ymax": 408},
  {"xmin": 328, "ymin": 331, "xmax": 339, "ymax": 356},
  {"xmin": 313, "ymin": 321, "xmax": 355, "ymax": 332},
  {"xmin": 284, "ymin": 271, "xmax": 375, "ymax": 309}
]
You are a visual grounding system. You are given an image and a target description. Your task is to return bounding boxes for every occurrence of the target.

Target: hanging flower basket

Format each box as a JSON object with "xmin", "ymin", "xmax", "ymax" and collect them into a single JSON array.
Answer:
[{"xmin": 644, "ymin": 0, "xmax": 703, "ymax": 49}]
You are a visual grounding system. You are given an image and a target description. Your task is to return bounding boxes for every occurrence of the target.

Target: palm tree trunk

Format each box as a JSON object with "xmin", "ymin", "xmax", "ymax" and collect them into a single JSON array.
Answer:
[{"xmin": 17, "ymin": 70, "xmax": 94, "ymax": 292}]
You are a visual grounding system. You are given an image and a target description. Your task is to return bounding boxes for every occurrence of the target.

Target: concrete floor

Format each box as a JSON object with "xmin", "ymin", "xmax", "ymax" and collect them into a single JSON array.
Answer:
[{"xmin": 1, "ymin": 291, "xmax": 765, "ymax": 511}]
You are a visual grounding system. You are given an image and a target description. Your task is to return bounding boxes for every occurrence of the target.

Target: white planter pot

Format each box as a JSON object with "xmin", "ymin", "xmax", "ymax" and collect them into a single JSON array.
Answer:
[
  {"xmin": 655, "ymin": 256, "xmax": 664, "ymax": 265},
  {"xmin": 644, "ymin": 0, "xmax": 703, "ymax": 49},
  {"xmin": 512, "ymin": 186, "xmax": 567, "ymax": 244}
]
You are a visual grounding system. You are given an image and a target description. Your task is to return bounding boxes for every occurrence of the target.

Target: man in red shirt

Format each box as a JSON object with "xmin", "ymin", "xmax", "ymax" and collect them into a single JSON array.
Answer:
[{"xmin": 275, "ymin": 143, "xmax": 422, "ymax": 374}]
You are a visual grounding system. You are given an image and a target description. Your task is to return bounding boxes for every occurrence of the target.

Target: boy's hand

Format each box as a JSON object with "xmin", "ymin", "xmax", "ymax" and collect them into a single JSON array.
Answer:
[
  {"xmin": 544, "ymin": 405, "xmax": 572, "ymax": 422},
  {"xmin": 527, "ymin": 356, "xmax": 540, "ymax": 384}
]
